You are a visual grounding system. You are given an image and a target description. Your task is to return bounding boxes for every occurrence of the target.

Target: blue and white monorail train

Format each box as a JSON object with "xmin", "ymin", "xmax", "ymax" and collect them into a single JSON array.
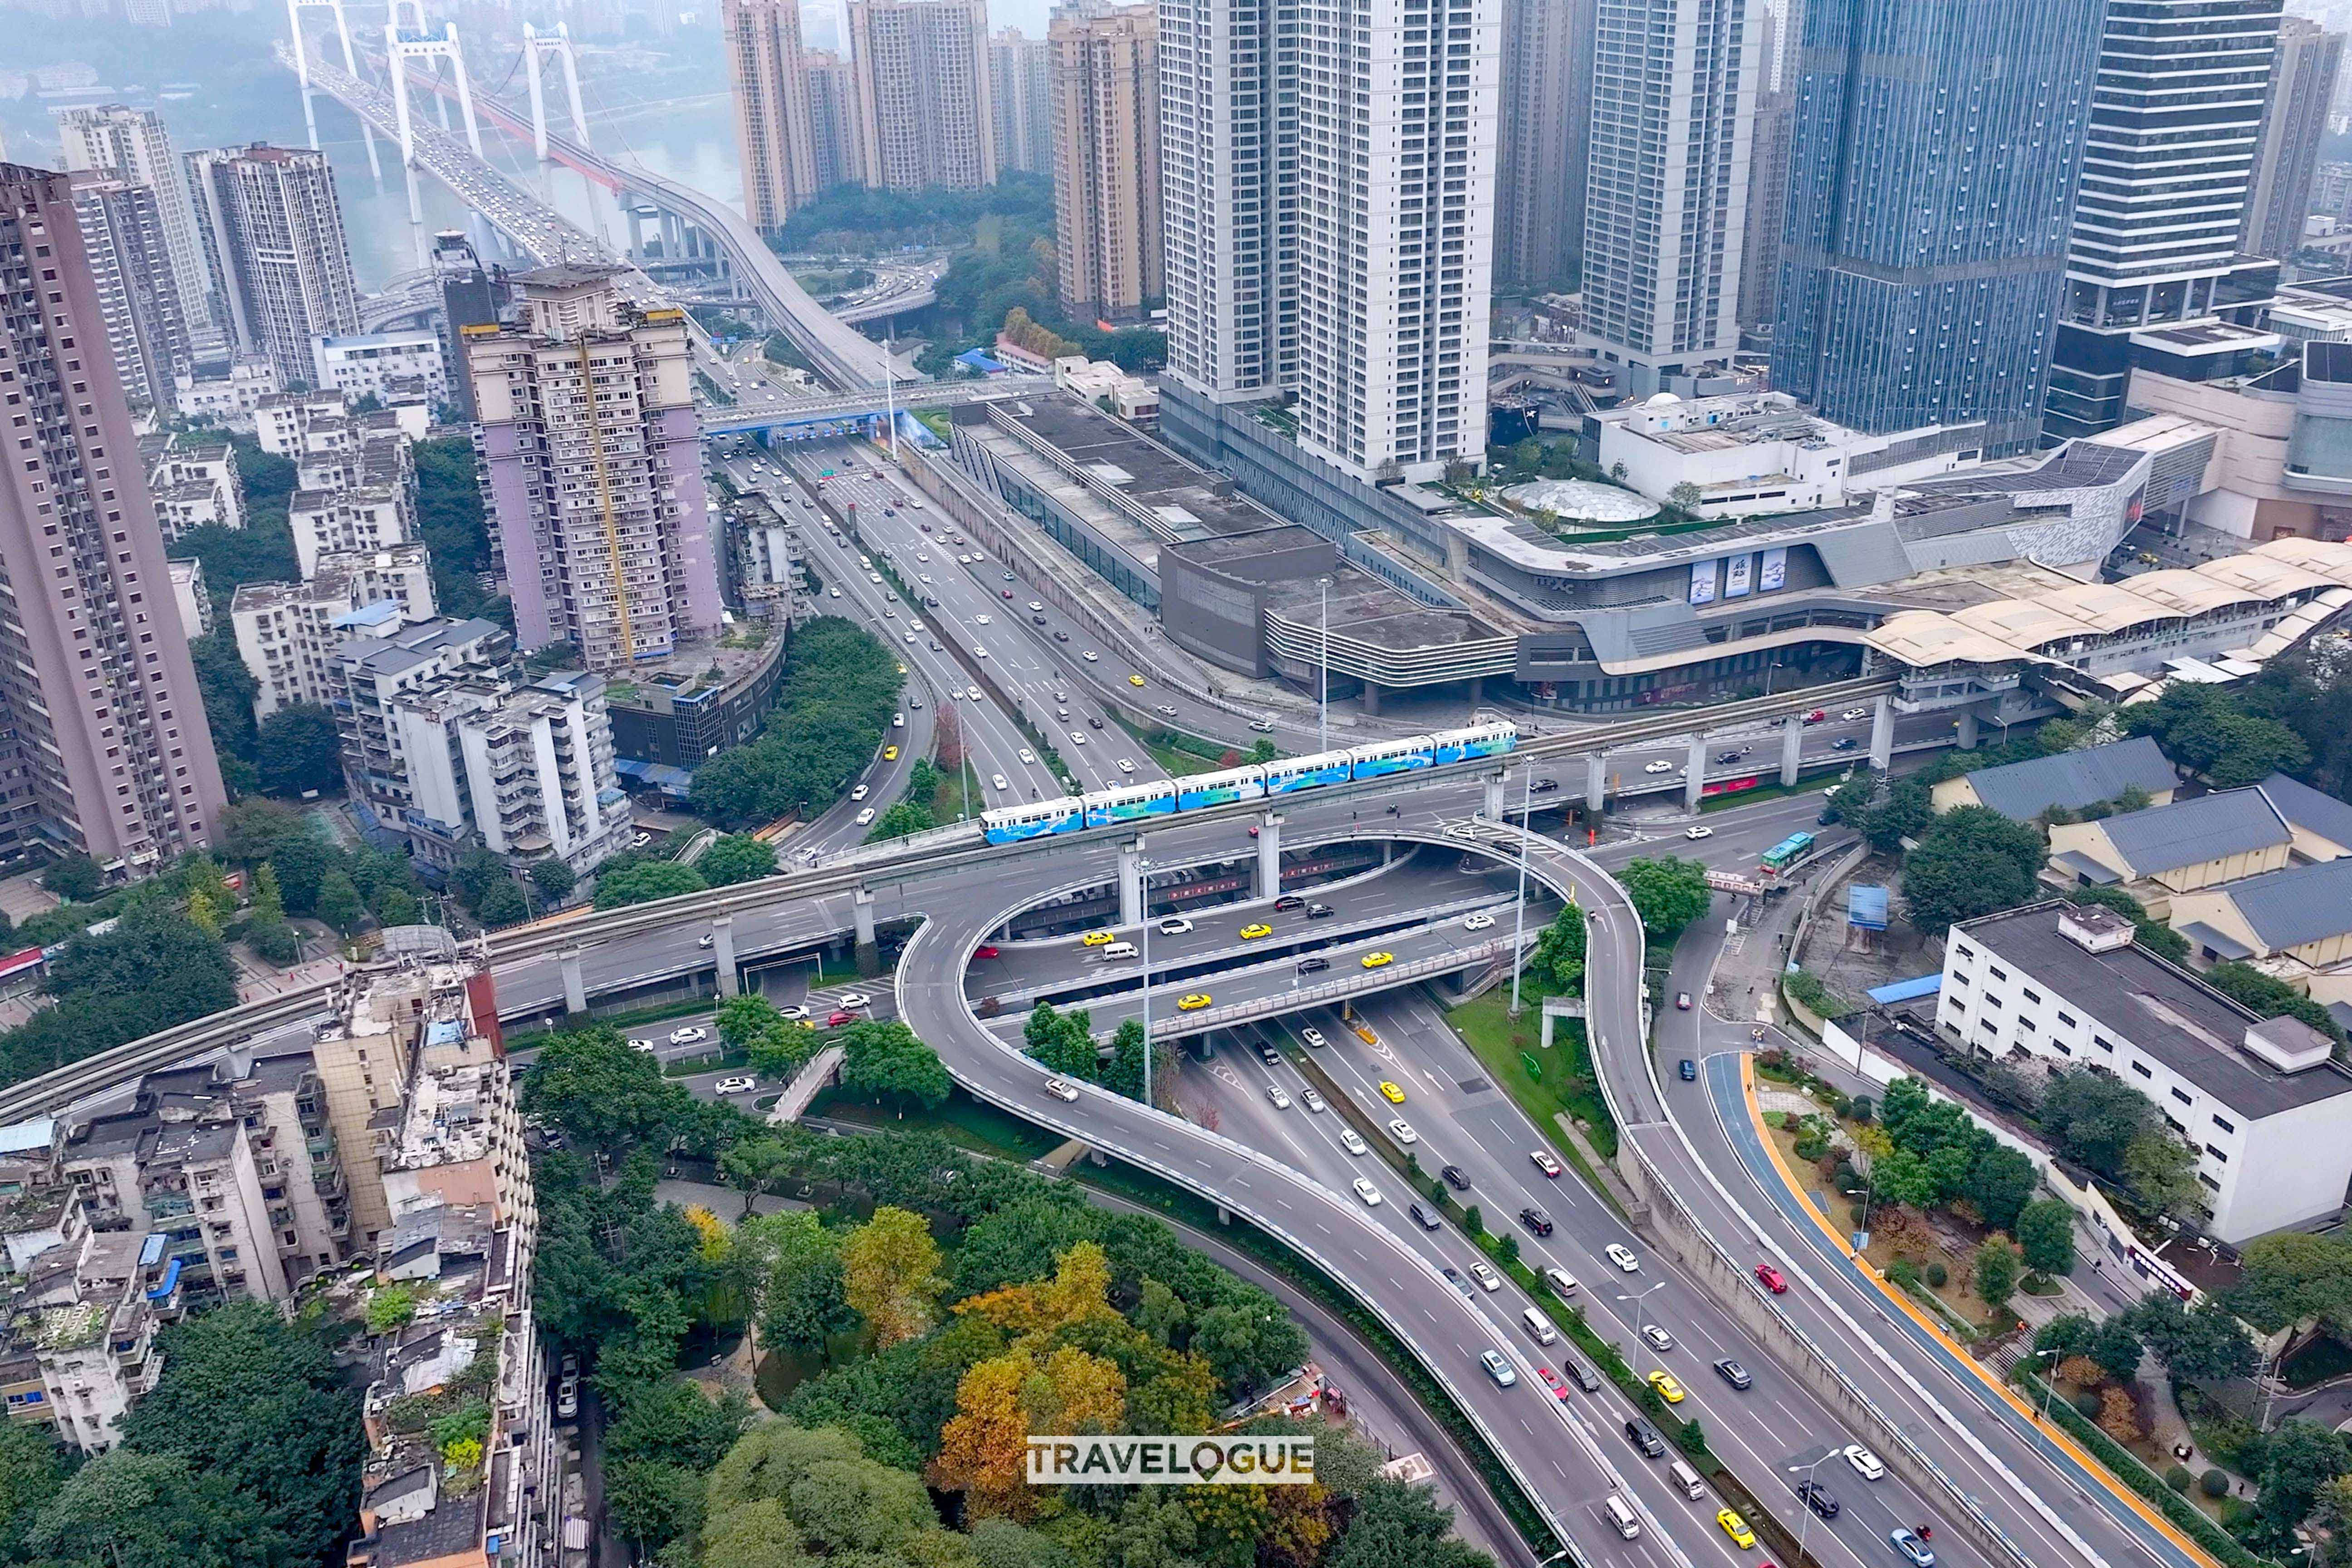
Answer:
[{"xmin": 977, "ymin": 720, "xmax": 1517, "ymax": 846}]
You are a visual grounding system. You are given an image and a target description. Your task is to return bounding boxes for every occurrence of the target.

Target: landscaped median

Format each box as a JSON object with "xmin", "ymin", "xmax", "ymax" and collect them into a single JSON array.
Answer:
[{"xmin": 1736, "ymin": 1057, "xmax": 2235, "ymax": 1568}]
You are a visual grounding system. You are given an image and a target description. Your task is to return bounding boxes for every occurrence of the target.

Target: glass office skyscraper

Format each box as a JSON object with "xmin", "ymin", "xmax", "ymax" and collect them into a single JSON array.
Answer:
[{"xmin": 1771, "ymin": 0, "xmax": 2104, "ymax": 455}]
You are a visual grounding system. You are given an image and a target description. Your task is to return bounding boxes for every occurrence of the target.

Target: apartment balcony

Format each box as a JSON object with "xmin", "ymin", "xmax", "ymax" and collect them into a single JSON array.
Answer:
[
  {"xmin": 313, "ymin": 1166, "xmax": 346, "ymax": 1201},
  {"xmin": 143, "ymin": 1194, "xmax": 194, "ymax": 1221}
]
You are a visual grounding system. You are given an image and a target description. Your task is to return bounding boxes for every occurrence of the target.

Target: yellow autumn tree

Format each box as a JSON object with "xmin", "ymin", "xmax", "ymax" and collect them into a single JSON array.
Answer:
[
  {"xmin": 933, "ymin": 1352, "xmax": 1034, "ymax": 1519},
  {"xmin": 958, "ymin": 1241, "xmax": 1119, "ymax": 1342},
  {"xmin": 683, "ymin": 1205, "xmax": 731, "ymax": 1263},
  {"xmin": 1022, "ymin": 1344, "xmax": 1125, "ymax": 1435},
  {"xmin": 842, "ymin": 1205, "xmax": 942, "ymax": 1347}
]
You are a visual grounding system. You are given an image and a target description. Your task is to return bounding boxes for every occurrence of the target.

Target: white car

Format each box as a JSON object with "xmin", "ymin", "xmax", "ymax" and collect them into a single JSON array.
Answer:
[
  {"xmin": 1158, "ymin": 916, "xmax": 1194, "ymax": 935},
  {"xmin": 779, "ymin": 1005, "xmax": 810, "ymax": 1021},
  {"xmin": 1463, "ymin": 912, "xmax": 1495, "ymax": 931},
  {"xmin": 629, "ymin": 1038, "xmax": 657, "ymax": 1053},
  {"xmin": 1843, "ymin": 1445, "xmax": 1885, "ymax": 1481},
  {"xmin": 919, "ymin": 574, "xmax": 933, "ymax": 583},
  {"xmin": 1083, "ymin": 650, "xmax": 1100, "ymax": 662},
  {"xmin": 974, "ymin": 647, "xmax": 990, "ymax": 660},
  {"xmin": 1351, "ymin": 1177, "xmax": 1383, "ymax": 1206},
  {"xmin": 893, "ymin": 714, "xmax": 906, "ymax": 729},
  {"xmin": 1469, "ymin": 1262, "xmax": 1503, "ymax": 1293},
  {"xmin": 1388, "ymin": 1119, "xmax": 1418, "ymax": 1145},
  {"xmin": 908, "ymin": 622, "xmax": 924, "ymax": 633},
  {"xmin": 1044, "ymin": 1077, "xmax": 1080, "ymax": 1102},
  {"xmin": 669, "ymin": 1026, "xmax": 709, "ymax": 1045},
  {"xmin": 1685, "ymin": 825, "xmax": 1713, "ymax": 839},
  {"xmin": 835, "ymin": 991, "xmax": 872, "ymax": 1010},
  {"xmin": 1070, "ymin": 733, "xmax": 1087, "ymax": 745},
  {"xmin": 854, "ymin": 807, "xmax": 876, "ymax": 826},
  {"xmin": 991, "ymin": 773, "xmax": 1010, "ymax": 791},
  {"xmin": 1267, "ymin": 1084, "xmax": 1293, "ymax": 1110},
  {"xmin": 903, "ymin": 632, "xmax": 916, "ymax": 644},
  {"xmin": 556, "ymin": 1374, "xmax": 580, "ymax": 1420},
  {"xmin": 1643, "ymin": 759, "xmax": 1675, "ymax": 774},
  {"xmin": 1117, "ymin": 759, "xmax": 1136, "ymax": 774},
  {"xmin": 1841, "ymin": 707, "xmax": 1870, "ymax": 722},
  {"xmin": 715, "ymin": 1076, "xmax": 757, "ymax": 1095},
  {"xmin": 1300, "ymin": 1027, "xmax": 1327, "ymax": 1048},
  {"xmin": 1301, "ymin": 1088, "xmax": 1326, "ymax": 1112},
  {"xmin": 1019, "ymin": 748, "xmax": 1036, "ymax": 764},
  {"xmin": 1605, "ymin": 1243, "xmax": 1640, "ymax": 1272},
  {"xmin": 967, "ymin": 686, "xmax": 983, "ymax": 701},
  {"xmin": 1339, "ymin": 1128, "xmax": 1369, "ymax": 1156},
  {"xmin": 1029, "ymin": 601, "xmax": 1044, "ymax": 612},
  {"xmin": 828, "ymin": 587, "xmax": 842, "ymax": 598},
  {"xmin": 868, "ymin": 573, "xmax": 883, "ymax": 584},
  {"xmin": 851, "ymin": 784, "xmax": 869, "ymax": 802},
  {"xmin": 975, "ymin": 613, "xmax": 992, "ymax": 625}
]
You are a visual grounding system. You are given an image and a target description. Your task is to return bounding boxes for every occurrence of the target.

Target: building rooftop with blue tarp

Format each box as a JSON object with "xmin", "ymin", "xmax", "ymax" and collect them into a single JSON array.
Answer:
[{"xmin": 1867, "ymin": 974, "xmax": 1942, "ymax": 1004}]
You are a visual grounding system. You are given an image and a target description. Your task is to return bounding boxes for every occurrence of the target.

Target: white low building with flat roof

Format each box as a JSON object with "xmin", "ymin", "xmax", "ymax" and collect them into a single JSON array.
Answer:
[
  {"xmin": 1937, "ymin": 900, "xmax": 2352, "ymax": 1241},
  {"xmin": 312, "ymin": 330, "xmax": 448, "ymax": 408}
]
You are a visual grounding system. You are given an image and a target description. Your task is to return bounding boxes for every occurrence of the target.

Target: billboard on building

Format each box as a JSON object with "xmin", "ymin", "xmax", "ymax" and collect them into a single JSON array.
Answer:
[
  {"xmin": 1759, "ymin": 547, "xmax": 1788, "ymax": 592},
  {"xmin": 1725, "ymin": 554, "xmax": 1754, "ymax": 598},
  {"xmin": 1689, "ymin": 559, "xmax": 1719, "ymax": 605}
]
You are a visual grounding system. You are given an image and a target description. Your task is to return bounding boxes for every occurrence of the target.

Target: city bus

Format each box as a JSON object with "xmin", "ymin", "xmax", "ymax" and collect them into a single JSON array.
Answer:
[{"xmin": 1760, "ymin": 832, "xmax": 1816, "ymax": 873}]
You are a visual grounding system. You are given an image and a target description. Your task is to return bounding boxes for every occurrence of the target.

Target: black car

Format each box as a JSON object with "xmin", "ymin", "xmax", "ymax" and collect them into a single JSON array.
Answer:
[
  {"xmin": 1796, "ymin": 1480, "xmax": 1840, "ymax": 1519},
  {"xmin": 1033, "ymin": 614, "xmax": 1049, "ymax": 626},
  {"xmin": 1713, "ymin": 1357, "xmax": 1753, "ymax": 1391},
  {"xmin": 1257, "ymin": 1043, "xmax": 1283, "ymax": 1067},
  {"xmin": 1407, "ymin": 1203, "xmax": 1441, "ymax": 1232},
  {"xmin": 1297, "ymin": 956, "xmax": 1330, "ymax": 975},
  {"xmin": 1306, "ymin": 902, "xmax": 1336, "ymax": 919},
  {"xmin": 1441, "ymin": 1267, "xmax": 1473, "ymax": 1298},
  {"xmin": 1716, "ymin": 750, "xmax": 1745, "ymax": 764},
  {"xmin": 1624, "ymin": 1419, "xmax": 1665, "ymax": 1459},
  {"xmin": 1529, "ymin": 777, "xmax": 1560, "ymax": 794},
  {"xmin": 1274, "ymin": 894, "xmax": 1306, "ymax": 911},
  {"xmin": 1519, "ymin": 1206, "xmax": 1554, "ymax": 1236},
  {"xmin": 1441, "ymin": 1165, "xmax": 1471, "ymax": 1191},
  {"xmin": 1088, "ymin": 717, "xmax": 1105, "ymax": 730},
  {"xmin": 1054, "ymin": 631, "xmax": 1071, "ymax": 642},
  {"xmin": 1831, "ymin": 736, "xmax": 1861, "ymax": 750}
]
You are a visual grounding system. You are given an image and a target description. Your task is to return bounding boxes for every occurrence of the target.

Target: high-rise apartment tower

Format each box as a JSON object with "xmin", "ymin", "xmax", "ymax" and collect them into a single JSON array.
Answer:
[
  {"xmin": 1579, "ymin": 0, "xmax": 1756, "ymax": 395},
  {"xmin": 466, "ymin": 267, "xmax": 722, "ymax": 672},
  {"xmin": 991, "ymin": 28, "xmax": 1055, "ymax": 177},
  {"xmin": 1494, "ymin": 0, "xmax": 1591, "ymax": 292},
  {"xmin": 185, "ymin": 145, "xmax": 362, "ymax": 392},
  {"xmin": 0, "ymin": 163, "xmax": 227, "ymax": 872},
  {"xmin": 847, "ymin": 0, "xmax": 995, "ymax": 191},
  {"xmin": 53, "ymin": 106, "xmax": 215, "ymax": 344},
  {"xmin": 2244, "ymin": 17, "xmax": 2345, "ymax": 260},
  {"xmin": 1772, "ymin": 0, "xmax": 2103, "ymax": 454},
  {"xmin": 1050, "ymin": 3, "xmax": 1161, "ymax": 323},
  {"xmin": 723, "ymin": 0, "xmax": 823, "ymax": 232},
  {"xmin": 2043, "ymin": 0, "xmax": 2284, "ymax": 440},
  {"xmin": 69, "ymin": 174, "xmax": 192, "ymax": 408}
]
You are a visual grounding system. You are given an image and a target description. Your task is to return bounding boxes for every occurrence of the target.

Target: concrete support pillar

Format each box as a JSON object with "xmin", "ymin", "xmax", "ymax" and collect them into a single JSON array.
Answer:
[
  {"xmin": 1781, "ymin": 714, "xmax": 1804, "ymax": 787},
  {"xmin": 1257, "ymin": 812, "xmax": 1282, "ymax": 897},
  {"xmin": 1481, "ymin": 769, "xmax": 1506, "ymax": 822},
  {"xmin": 1466, "ymin": 677, "xmax": 1484, "ymax": 708},
  {"xmin": 1359, "ymin": 681, "xmax": 1382, "ymax": 717},
  {"xmin": 1685, "ymin": 734, "xmax": 1709, "ymax": 812},
  {"xmin": 712, "ymin": 916, "xmax": 738, "ymax": 997},
  {"xmin": 559, "ymin": 947, "xmax": 587, "ymax": 1015},
  {"xmin": 852, "ymin": 888, "xmax": 880, "ymax": 978},
  {"xmin": 1119, "ymin": 837, "xmax": 1147, "ymax": 926},
  {"xmin": 1869, "ymin": 694, "xmax": 1895, "ymax": 772},
  {"xmin": 1586, "ymin": 751, "xmax": 1607, "ymax": 815},
  {"xmin": 1956, "ymin": 706, "xmax": 1980, "ymax": 750}
]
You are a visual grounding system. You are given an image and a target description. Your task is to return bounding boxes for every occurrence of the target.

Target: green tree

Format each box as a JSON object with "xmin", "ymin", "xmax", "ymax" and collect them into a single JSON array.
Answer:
[
  {"xmin": 866, "ymin": 800, "xmax": 936, "ymax": 842},
  {"xmin": 1974, "ymin": 1239, "xmax": 2019, "ymax": 1312},
  {"xmin": 314, "ymin": 869, "xmax": 366, "ymax": 936},
  {"xmin": 1526, "ymin": 904, "xmax": 1587, "ymax": 996},
  {"xmin": 2016, "ymin": 1199, "xmax": 2077, "ymax": 1276},
  {"xmin": 475, "ymin": 878, "xmax": 529, "ymax": 926},
  {"xmin": 115, "ymin": 1302, "xmax": 363, "ymax": 1568},
  {"xmin": 28, "ymin": 1449, "xmax": 282, "ymax": 1568},
  {"xmin": 1857, "ymin": 775, "xmax": 1934, "ymax": 854},
  {"xmin": 716, "ymin": 994, "xmax": 783, "ymax": 1053},
  {"xmin": 1326, "ymin": 1478, "xmax": 1497, "ymax": 1568},
  {"xmin": 2034, "ymin": 1314, "xmax": 2097, "ymax": 1362},
  {"xmin": 0, "ymin": 1421, "xmax": 67, "ymax": 1557},
  {"xmin": 1614, "ymin": 857, "xmax": 1713, "ymax": 938},
  {"xmin": 1101, "ymin": 1018, "xmax": 1156, "ymax": 1102},
  {"xmin": 2230, "ymin": 1232, "xmax": 2352, "ymax": 1335},
  {"xmin": 739, "ymin": 1210, "xmax": 856, "ymax": 1352},
  {"xmin": 529, "ymin": 858, "xmax": 578, "ymax": 901},
  {"xmin": 2039, "ymin": 1070, "xmax": 2154, "ymax": 1177},
  {"xmin": 2256, "ymin": 1421, "xmax": 2352, "ymax": 1529},
  {"xmin": 2204, "ymin": 961, "xmax": 2348, "ymax": 1047},
  {"xmin": 1901, "ymin": 806, "xmax": 2047, "ymax": 933},
  {"xmin": 519, "ymin": 1026, "xmax": 698, "ymax": 1155},
  {"xmin": 699, "ymin": 833, "xmax": 779, "ymax": 887},
  {"xmin": 2089, "ymin": 1317, "xmax": 2146, "ymax": 1383},
  {"xmin": 2123, "ymin": 1294, "xmax": 2258, "ymax": 1383},
  {"xmin": 255, "ymin": 704, "xmax": 342, "ymax": 797},
  {"xmin": 2126, "ymin": 683, "xmax": 2312, "ymax": 789},
  {"xmin": 190, "ymin": 627, "xmax": 261, "ymax": 781},
  {"xmin": 446, "ymin": 848, "xmax": 510, "ymax": 910},
  {"xmin": 2122, "ymin": 1132, "xmax": 2206, "ymax": 1219},
  {"xmin": 717, "ymin": 1135, "xmax": 799, "ymax": 1219},
  {"xmin": 596, "ymin": 861, "xmax": 709, "ymax": 909},
  {"xmin": 838, "ymin": 1021, "xmax": 952, "ymax": 1110},
  {"xmin": 1961, "ymin": 1144, "xmax": 2038, "ymax": 1233},
  {"xmin": 41, "ymin": 854, "xmax": 103, "ymax": 903}
]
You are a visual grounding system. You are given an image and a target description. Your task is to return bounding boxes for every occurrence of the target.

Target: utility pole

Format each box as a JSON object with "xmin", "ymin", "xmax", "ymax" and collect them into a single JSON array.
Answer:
[
  {"xmin": 1318, "ymin": 576, "xmax": 1331, "ymax": 754},
  {"xmin": 1138, "ymin": 857, "xmax": 1153, "ymax": 1108},
  {"xmin": 1509, "ymin": 763, "xmax": 1535, "ymax": 1016}
]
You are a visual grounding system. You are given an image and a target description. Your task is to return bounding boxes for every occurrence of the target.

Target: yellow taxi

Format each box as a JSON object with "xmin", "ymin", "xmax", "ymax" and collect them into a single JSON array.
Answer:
[
  {"xmin": 883, "ymin": 745, "xmax": 900, "ymax": 761},
  {"xmin": 1361, "ymin": 951, "xmax": 1394, "ymax": 969},
  {"xmin": 1081, "ymin": 930, "xmax": 1117, "ymax": 947},
  {"xmin": 1717, "ymin": 1511, "xmax": 1755, "ymax": 1550},
  {"xmin": 1240, "ymin": 922, "xmax": 1273, "ymax": 940},
  {"xmin": 1647, "ymin": 1370, "xmax": 1685, "ymax": 1405},
  {"xmin": 1129, "ymin": 674, "xmax": 1147, "ymax": 687},
  {"xmin": 1176, "ymin": 993, "xmax": 1212, "ymax": 1012},
  {"xmin": 1377, "ymin": 1080, "xmax": 1406, "ymax": 1104}
]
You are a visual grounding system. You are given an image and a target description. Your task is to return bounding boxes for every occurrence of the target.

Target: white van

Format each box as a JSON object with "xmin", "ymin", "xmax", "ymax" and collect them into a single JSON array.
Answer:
[
  {"xmin": 1100, "ymin": 941, "xmax": 1139, "ymax": 960},
  {"xmin": 1668, "ymin": 1460, "xmax": 1706, "ymax": 1500},
  {"xmin": 1603, "ymin": 1496, "xmax": 1642, "ymax": 1540},
  {"xmin": 1520, "ymin": 1307, "xmax": 1557, "ymax": 1345},
  {"xmin": 1544, "ymin": 1266, "xmax": 1580, "ymax": 1298}
]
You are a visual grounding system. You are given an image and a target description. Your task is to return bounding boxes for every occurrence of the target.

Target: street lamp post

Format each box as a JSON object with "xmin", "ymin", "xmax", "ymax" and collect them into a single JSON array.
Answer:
[
  {"xmin": 1318, "ymin": 576, "xmax": 1331, "ymax": 755},
  {"xmin": 1137, "ymin": 858, "xmax": 1152, "ymax": 1108},
  {"xmin": 1787, "ymin": 1452, "xmax": 1834, "ymax": 1568},
  {"xmin": 1509, "ymin": 764, "xmax": 1535, "ymax": 1017},
  {"xmin": 1628, "ymin": 1280, "xmax": 1665, "ymax": 1377}
]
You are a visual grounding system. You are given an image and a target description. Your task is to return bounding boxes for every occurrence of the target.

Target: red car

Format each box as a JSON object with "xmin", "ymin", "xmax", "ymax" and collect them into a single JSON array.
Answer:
[
  {"xmin": 827, "ymin": 1010, "xmax": 856, "ymax": 1027},
  {"xmin": 1536, "ymin": 1367, "xmax": 1571, "ymax": 1401},
  {"xmin": 1802, "ymin": 709, "xmax": 1826, "ymax": 724},
  {"xmin": 1755, "ymin": 1262, "xmax": 1788, "ymax": 1294},
  {"xmin": 1001, "ymin": 588, "xmax": 1015, "ymax": 599},
  {"xmin": 1247, "ymin": 825, "xmax": 1260, "ymax": 838},
  {"xmin": 974, "ymin": 944, "xmax": 1001, "ymax": 960}
]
